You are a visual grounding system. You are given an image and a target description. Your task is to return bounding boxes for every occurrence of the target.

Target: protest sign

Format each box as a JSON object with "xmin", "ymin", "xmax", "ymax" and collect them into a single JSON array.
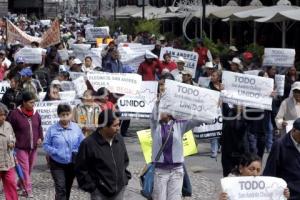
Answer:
[
  {"xmin": 275, "ymin": 74, "xmax": 285, "ymax": 97},
  {"xmin": 159, "ymin": 79, "xmax": 220, "ymax": 121},
  {"xmin": 59, "ymin": 91, "xmax": 76, "ymax": 101},
  {"xmin": 198, "ymin": 77, "xmax": 211, "ymax": 87},
  {"xmin": 85, "ymin": 26, "xmax": 109, "ymax": 42},
  {"xmin": 87, "ymin": 72, "xmax": 142, "ymax": 95},
  {"xmin": 58, "ymin": 50, "xmax": 69, "ymax": 61},
  {"xmin": 0, "ymin": 81, "xmax": 10, "ymax": 99},
  {"xmin": 40, "ymin": 19, "xmax": 61, "ymax": 48},
  {"xmin": 263, "ymin": 48, "xmax": 295, "ymax": 67},
  {"xmin": 35, "ymin": 100, "xmax": 80, "ymax": 134},
  {"xmin": 69, "ymin": 72, "xmax": 85, "ymax": 80},
  {"xmin": 71, "ymin": 44, "xmax": 91, "ymax": 61},
  {"xmin": 72, "ymin": 76, "xmax": 88, "ymax": 98},
  {"xmin": 117, "ymin": 81, "xmax": 157, "ymax": 118},
  {"xmin": 193, "ymin": 109, "xmax": 222, "ymax": 139},
  {"xmin": 15, "ymin": 47, "xmax": 43, "ymax": 64},
  {"xmin": 137, "ymin": 129, "xmax": 198, "ymax": 164},
  {"xmin": 221, "ymin": 176, "xmax": 287, "ymax": 200},
  {"xmin": 244, "ymin": 70, "xmax": 261, "ymax": 76},
  {"xmin": 221, "ymin": 71, "xmax": 274, "ymax": 110},
  {"xmin": 40, "ymin": 20, "xmax": 51, "ymax": 27},
  {"xmin": 160, "ymin": 47, "xmax": 198, "ymax": 77}
]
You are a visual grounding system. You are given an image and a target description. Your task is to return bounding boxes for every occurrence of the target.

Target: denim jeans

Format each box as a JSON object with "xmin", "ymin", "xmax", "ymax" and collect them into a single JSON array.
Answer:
[
  {"xmin": 194, "ymin": 67, "xmax": 203, "ymax": 83},
  {"xmin": 210, "ymin": 138, "xmax": 219, "ymax": 156},
  {"xmin": 49, "ymin": 158, "xmax": 75, "ymax": 200},
  {"xmin": 91, "ymin": 187, "xmax": 125, "ymax": 200},
  {"xmin": 265, "ymin": 116, "xmax": 274, "ymax": 151},
  {"xmin": 247, "ymin": 131, "xmax": 266, "ymax": 158},
  {"xmin": 152, "ymin": 166, "xmax": 184, "ymax": 200}
]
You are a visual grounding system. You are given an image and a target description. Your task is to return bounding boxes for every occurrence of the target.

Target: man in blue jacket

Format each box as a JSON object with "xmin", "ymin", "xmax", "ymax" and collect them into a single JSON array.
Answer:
[{"xmin": 263, "ymin": 118, "xmax": 300, "ymax": 200}]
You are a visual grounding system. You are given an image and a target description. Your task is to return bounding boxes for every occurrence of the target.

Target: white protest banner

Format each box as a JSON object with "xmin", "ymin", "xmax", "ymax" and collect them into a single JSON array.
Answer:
[
  {"xmin": 159, "ymin": 79, "xmax": 220, "ymax": 121},
  {"xmin": 59, "ymin": 91, "xmax": 76, "ymax": 101},
  {"xmin": 71, "ymin": 44, "xmax": 91, "ymax": 61},
  {"xmin": 0, "ymin": 81, "xmax": 10, "ymax": 99},
  {"xmin": 116, "ymin": 35, "xmax": 127, "ymax": 44},
  {"xmin": 72, "ymin": 76, "xmax": 87, "ymax": 98},
  {"xmin": 244, "ymin": 70, "xmax": 261, "ymax": 76},
  {"xmin": 221, "ymin": 176, "xmax": 287, "ymax": 200},
  {"xmin": 221, "ymin": 71, "xmax": 274, "ymax": 110},
  {"xmin": 193, "ymin": 108, "xmax": 222, "ymax": 139},
  {"xmin": 35, "ymin": 100, "xmax": 80, "ymax": 134},
  {"xmin": 40, "ymin": 19, "xmax": 61, "ymax": 48},
  {"xmin": 160, "ymin": 47, "xmax": 198, "ymax": 77},
  {"xmin": 69, "ymin": 72, "xmax": 85, "ymax": 80},
  {"xmin": 275, "ymin": 74, "xmax": 285, "ymax": 96},
  {"xmin": 15, "ymin": 47, "xmax": 43, "ymax": 64},
  {"xmin": 117, "ymin": 81, "xmax": 158, "ymax": 118},
  {"xmin": 85, "ymin": 26, "xmax": 109, "ymax": 42},
  {"xmin": 198, "ymin": 77, "xmax": 211, "ymax": 87},
  {"xmin": 87, "ymin": 72, "xmax": 142, "ymax": 95},
  {"xmin": 58, "ymin": 50, "xmax": 69, "ymax": 61},
  {"xmin": 263, "ymin": 48, "xmax": 295, "ymax": 67},
  {"xmin": 40, "ymin": 20, "xmax": 51, "ymax": 27},
  {"xmin": 86, "ymin": 50, "xmax": 102, "ymax": 67}
]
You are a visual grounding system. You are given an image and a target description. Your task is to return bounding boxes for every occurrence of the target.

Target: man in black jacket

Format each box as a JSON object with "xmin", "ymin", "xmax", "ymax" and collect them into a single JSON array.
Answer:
[{"xmin": 75, "ymin": 109, "xmax": 131, "ymax": 200}]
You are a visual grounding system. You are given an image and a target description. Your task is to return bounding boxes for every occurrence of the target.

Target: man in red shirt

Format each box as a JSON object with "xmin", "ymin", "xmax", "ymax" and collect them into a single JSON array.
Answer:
[
  {"xmin": 193, "ymin": 39, "xmax": 212, "ymax": 82},
  {"xmin": 158, "ymin": 53, "xmax": 177, "ymax": 73},
  {"xmin": 137, "ymin": 50, "xmax": 160, "ymax": 81}
]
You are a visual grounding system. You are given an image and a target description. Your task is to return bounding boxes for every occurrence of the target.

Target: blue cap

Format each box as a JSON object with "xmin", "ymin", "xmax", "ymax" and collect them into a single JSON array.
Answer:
[
  {"xmin": 19, "ymin": 68, "xmax": 33, "ymax": 77},
  {"xmin": 16, "ymin": 57, "xmax": 25, "ymax": 64}
]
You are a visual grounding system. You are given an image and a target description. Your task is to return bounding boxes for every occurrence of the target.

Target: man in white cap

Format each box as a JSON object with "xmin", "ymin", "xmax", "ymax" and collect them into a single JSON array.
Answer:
[
  {"xmin": 229, "ymin": 57, "xmax": 243, "ymax": 73},
  {"xmin": 70, "ymin": 58, "xmax": 83, "ymax": 72},
  {"xmin": 137, "ymin": 50, "xmax": 160, "ymax": 81},
  {"xmin": 203, "ymin": 61, "xmax": 215, "ymax": 77},
  {"xmin": 171, "ymin": 56, "xmax": 186, "ymax": 82},
  {"xmin": 182, "ymin": 70, "xmax": 196, "ymax": 85},
  {"xmin": 276, "ymin": 82, "xmax": 300, "ymax": 134}
]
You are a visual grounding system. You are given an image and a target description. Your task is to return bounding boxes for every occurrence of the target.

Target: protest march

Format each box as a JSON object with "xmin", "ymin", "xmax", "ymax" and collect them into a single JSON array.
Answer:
[{"xmin": 0, "ymin": 12, "xmax": 299, "ymax": 200}]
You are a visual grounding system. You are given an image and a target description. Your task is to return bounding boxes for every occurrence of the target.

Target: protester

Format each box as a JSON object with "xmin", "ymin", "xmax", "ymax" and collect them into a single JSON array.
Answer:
[
  {"xmin": 82, "ymin": 56, "xmax": 95, "ymax": 72},
  {"xmin": 137, "ymin": 50, "xmax": 160, "ymax": 81},
  {"xmin": 171, "ymin": 56, "xmax": 185, "ymax": 82},
  {"xmin": 75, "ymin": 109, "xmax": 131, "ymax": 199},
  {"xmin": 228, "ymin": 57, "xmax": 243, "ymax": 73},
  {"xmin": 203, "ymin": 61, "xmax": 215, "ymax": 77},
  {"xmin": 0, "ymin": 103, "xmax": 18, "ymax": 200},
  {"xmin": 193, "ymin": 38, "xmax": 212, "ymax": 81},
  {"xmin": 94, "ymin": 87, "xmax": 115, "ymax": 111},
  {"xmin": 284, "ymin": 66, "xmax": 298, "ymax": 99},
  {"xmin": 151, "ymin": 41, "xmax": 161, "ymax": 58},
  {"xmin": 263, "ymin": 118, "xmax": 300, "ymax": 199},
  {"xmin": 159, "ymin": 53, "xmax": 177, "ymax": 72},
  {"xmin": 220, "ymin": 153, "xmax": 290, "ymax": 200},
  {"xmin": 0, "ymin": 50, "xmax": 11, "ymax": 80},
  {"xmin": 7, "ymin": 91, "xmax": 43, "ymax": 198},
  {"xmin": 70, "ymin": 58, "xmax": 83, "ymax": 72},
  {"xmin": 73, "ymin": 90, "xmax": 101, "ymax": 136},
  {"xmin": 43, "ymin": 104, "xmax": 84, "ymax": 200},
  {"xmin": 103, "ymin": 49, "xmax": 124, "ymax": 73},
  {"xmin": 19, "ymin": 67, "xmax": 43, "ymax": 95},
  {"xmin": 1, "ymin": 75, "xmax": 23, "ymax": 110},
  {"xmin": 182, "ymin": 70, "xmax": 196, "ymax": 85},
  {"xmin": 43, "ymin": 85, "xmax": 61, "ymax": 101}
]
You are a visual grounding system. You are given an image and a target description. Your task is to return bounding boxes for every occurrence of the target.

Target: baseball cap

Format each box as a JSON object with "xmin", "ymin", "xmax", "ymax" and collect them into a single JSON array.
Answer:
[
  {"xmin": 19, "ymin": 67, "xmax": 33, "ymax": 77},
  {"xmin": 292, "ymin": 82, "xmax": 300, "ymax": 91},
  {"xmin": 73, "ymin": 58, "xmax": 82, "ymax": 65},
  {"xmin": 243, "ymin": 51, "xmax": 253, "ymax": 60}
]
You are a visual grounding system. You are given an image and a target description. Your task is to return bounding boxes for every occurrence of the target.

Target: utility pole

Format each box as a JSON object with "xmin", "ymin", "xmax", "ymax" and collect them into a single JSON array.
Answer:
[
  {"xmin": 98, "ymin": 0, "xmax": 101, "ymax": 18},
  {"xmin": 201, "ymin": 0, "xmax": 206, "ymax": 38},
  {"xmin": 142, "ymin": 0, "xmax": 145, "ymax": 19},
  {"xmin": 114, "ymin": 0, "xmax": 117, "ymax": 21}
]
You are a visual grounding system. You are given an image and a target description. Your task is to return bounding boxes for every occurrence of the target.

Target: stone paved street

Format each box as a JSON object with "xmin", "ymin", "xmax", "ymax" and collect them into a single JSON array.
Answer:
[{"xmin": 1, "ymin": 119, "xmax": 225, "ymax": 200}]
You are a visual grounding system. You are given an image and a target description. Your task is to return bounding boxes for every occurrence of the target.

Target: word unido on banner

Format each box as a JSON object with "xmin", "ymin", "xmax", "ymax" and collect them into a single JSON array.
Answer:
[
  {"xmin": 263, "ymin": 48, "xmax": 295, "ymax": 67},
  {"xmin": 159, "ymin": 79, "xmax": 220, "ymax": 122},
  {"xmin": 221, "ymin": 71, "xmax": 274, "ymax": 110},
  {"xmin": 221, "ymin": 176, "xmax": 287, "ymax": 200}
]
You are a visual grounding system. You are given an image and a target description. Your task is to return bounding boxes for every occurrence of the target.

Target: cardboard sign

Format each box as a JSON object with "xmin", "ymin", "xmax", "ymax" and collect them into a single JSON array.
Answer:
[
  {"xmin": 221, "ymin": 176, "xmax": 287, "ymax": 200},
  {"xmin": 0, "ymin": 81, "xmax": 10, "ymax": 99},
  {"xmin": 193, "ymin": 109, "xmax": 222, "ymax": 139},
  {"xmin": 71, "ymin": 44, "xmax": 91, "ymax": 61},
  {"xmin": 59, "ymin": 91, "xmax": 76, "ymax": 101},
  {"xmin": 58, "ymin": 50, "xmax": 69, "ymax": 61},
  {"xmin": 69, "ymin": 72, "xmax": 85, "ymax": 80},
  {"xmin": 40, "ymin": 20, "xmax": 51, "ymax": 27},
  {"xmin": 35, "ymin": 100, "xmax": 80, "ymax": 134},
  {"xmin": 15, "ymin": 47, "xmax": 43, "ymax": 64},
  {"xmin": 244, "ymin": 70, "xmax": 261, "ymax": 76},
  {"xmin": 117, "ymin": 81, "xmax": 158, "ymax": 118},
  {"xmin": 275, "ymin": 75, "xmax": 285, "ymax": 97},
  {"xmin": 263, "ymin": 48, "xmax": 295, "ymax": 67},
  {"xmin": 87, "ymin": 72, "xmax": 142, "ymax": 95},
  {"xmin": 137, "ymin": 129, "xmax": 198, "ymax": 164},
  {"xmin": 85, "ymin": 26, "xmax": 110, "ymax": 42},
  {"xmin": 160, "ymin": 47, "xmax": 198, "ymax": 77},
  {"xmin": 159, "ymin": 79, "xmax": 220, "ymax": 121},
  {"xmin": 221, "ymin": 71, "xmax": 274, "ymax": 110},
  {"xmin": 72, "ymin": 76, "xmax": 88, "ymax": 98},
  {"xmin": 198, "ymin": 77, "xmax": 211, "ymax": 87}
]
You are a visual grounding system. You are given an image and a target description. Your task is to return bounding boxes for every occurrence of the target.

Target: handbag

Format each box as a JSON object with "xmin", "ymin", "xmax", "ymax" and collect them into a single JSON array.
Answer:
[
  {"xmin": 182, "ymin": 164, "xmax": 192, "ymax": 197},
  {"xmin": 140, "ymin": 121, "xmax": 175, "ymax": 200}
]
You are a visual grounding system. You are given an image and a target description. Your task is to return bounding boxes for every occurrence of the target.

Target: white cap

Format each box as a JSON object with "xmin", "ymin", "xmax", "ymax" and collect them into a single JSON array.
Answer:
[
  {"xmin": 145, "ymin": 50, "xmax": 158, "ymax": 59},
  {"xmin": 176, "ymin": 56, "xmax": 185, "ymax": 64},
  {"xmin": 73, "ymin": 58, "xmax": 82, "ymax": 65},
  {"xmin": 229, "ymin": 57, "xmax": 243, "ymax": 68},
  {"xmin": 292, "ymin": 82, "xmax": 300, "ymax": 91},
  {"xmin": 229, "ymin": 46, "xmax": 238, "ymax": 52},
  {"xmin": 205, "ymin": 61, "xmax": 214, "ymax": 69},
  {"xmin": 51, "ymin": 80, "xmax": 61, "ymax": 86}
]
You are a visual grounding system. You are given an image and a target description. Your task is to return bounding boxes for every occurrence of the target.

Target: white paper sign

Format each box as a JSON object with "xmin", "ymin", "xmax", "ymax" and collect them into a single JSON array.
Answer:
[
  {"xmin": 275, "ymin": 75, "xmax": 285, "ymax": 96},
  {"xmin": 0, "ymin": 81, "xmax": 10, "ymax": 99},
  {"xmin": 69, "ymin": 72, "xmax": 85, "ymax": 80},
  {"xmin": 58, "ymin": 49, "xmax": 69, "ymax": 61},
  {"xmin": 35, "ymin": 100, "xmax": 80, "ymax": 134},
  {"xmin": 71, "ymin": 44, "xmax": 91, "ymax": 61},
  {"xmin": 160, "ymin": 47, "xmax": 198, "ymax": 77},
  {"xmin": 221, "ymin": 71, "xmax": 274, "ymax": 110},
  {"xmin": 193, "ymin": 108, "xmax": 222, "ymax": 139},
  {"xmin": 40, "ymin": 20, "xmax": 51, "ymax": 27},
  {"xmin": 244, "ymin": 70, "xmax": 261, "ymax": 76},
  {"xmin": 72, "ymin": 76, "xmax": 87, "ymax": 97},
  {"xmin": 159, "ymin": 79, "xmax": 220, "ymax": 121},
  {"xmin": 198, "ymin": 77, "xmax": 211, "ymax": 87},
  {"xmin": 87, "ymin": 72, "xmax": 142, "ymax": 95},
  {"xmin": 85, "ymin": 26, "xmax": 109, "ymax": 42},
  {"xmin": 59, "ymin": 91, "xmax": 76, "ymax": 100},
  {"xmin": 15, "ymin": 47, "xmax": 43, "ymax": 64},
  {"xmin": 263, "ymin": 48, "xmax": 295, "ymax": 67},
  {"xmin": 221, "ymin": 176, "xmax": 287, "ymax": 200},
  {"xmin": 117, "ymin": 81, "xmax": 158, "ymax": 118}
]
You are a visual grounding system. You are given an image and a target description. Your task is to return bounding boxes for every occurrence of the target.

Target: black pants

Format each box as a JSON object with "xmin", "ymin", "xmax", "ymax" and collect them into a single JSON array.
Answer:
[
  {"xmin": 49, "ymin": 158, "xmax": 75, "ymax": 200},
  {"xmin": 120, "ymin": 120, "xmax": 130, "ymax": 136}
]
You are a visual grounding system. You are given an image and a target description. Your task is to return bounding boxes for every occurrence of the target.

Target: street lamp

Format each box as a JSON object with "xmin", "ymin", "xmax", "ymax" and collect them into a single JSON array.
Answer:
[{"xmin": 142, "ymin": 0, "xmax": 145, "ymax": 19}]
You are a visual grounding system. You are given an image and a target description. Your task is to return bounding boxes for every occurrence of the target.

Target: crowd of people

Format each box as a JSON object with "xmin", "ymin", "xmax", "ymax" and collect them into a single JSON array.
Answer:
[{"xmin": 0, "ymin": 15, "xmax": 299, "ymax": 200}]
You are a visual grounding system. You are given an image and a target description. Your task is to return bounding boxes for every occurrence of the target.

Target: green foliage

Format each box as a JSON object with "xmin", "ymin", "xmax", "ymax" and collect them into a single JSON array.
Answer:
[
  {"xmin": 245, "ymin": 43, "xmax": 264, "ymax": 59},
  {"xmin": 134, "ymin": 19, "xmax": 160, "ymax": 35},
  {"xmin": 95, "ymin": 18, "xmax": 134, "ymax": 35},
  {"xmin": 203, "ymin": 37, "xmax": 230, "ymax": 57}
]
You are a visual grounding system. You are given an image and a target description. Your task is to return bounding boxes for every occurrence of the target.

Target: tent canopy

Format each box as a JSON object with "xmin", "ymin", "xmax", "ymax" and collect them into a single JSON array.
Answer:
[{"xmin": 255, "ymin": 8, "xmax": 300, "ymax": 22}]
